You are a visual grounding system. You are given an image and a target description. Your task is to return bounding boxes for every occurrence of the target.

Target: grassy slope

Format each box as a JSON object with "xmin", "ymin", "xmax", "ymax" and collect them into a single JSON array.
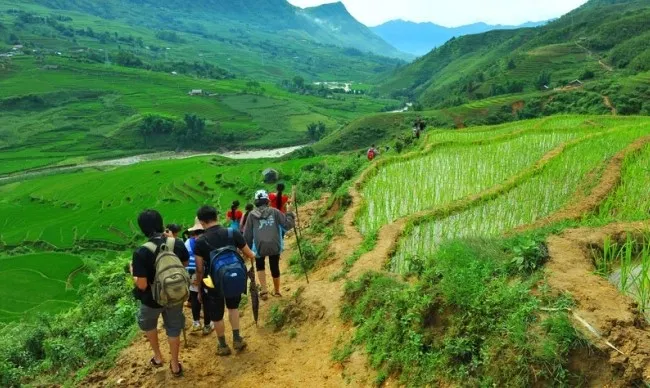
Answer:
[
  {"xmin": 0, "ymin": 154, "xmax": 338, "ymax": 248},
  {"xmin": 378, "ymin": 0, "xmax": 650, "ymax": 107},
  {"xmin": 0, "ymin": 0, "xmax": 404, "ymax": 81},
  {"xmin": 0, "ymin": 55, "xmax": 398, "ymax": 174},
  {"xmin": 0, "ymin": 252, "xmax": 85, "ymax": 323}
]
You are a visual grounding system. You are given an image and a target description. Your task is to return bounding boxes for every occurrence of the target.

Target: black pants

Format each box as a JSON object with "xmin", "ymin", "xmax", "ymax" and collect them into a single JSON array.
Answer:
[
  {"xmin": 256, "ymin": 255, "xmax": 281, "ymax": 278},
  {"xmin": 206, "ymin": 288, "xmax": 241, "ymax": 322},
  {"xmin": 189, "ymin": 289, "xmax": 210, "ymax": 326}
]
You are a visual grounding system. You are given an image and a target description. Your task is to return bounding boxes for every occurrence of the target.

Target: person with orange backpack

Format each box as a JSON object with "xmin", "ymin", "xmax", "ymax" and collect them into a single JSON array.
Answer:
[{"xmin": 367, "ymin": 144, "xmax": 380, "ymax": 161}]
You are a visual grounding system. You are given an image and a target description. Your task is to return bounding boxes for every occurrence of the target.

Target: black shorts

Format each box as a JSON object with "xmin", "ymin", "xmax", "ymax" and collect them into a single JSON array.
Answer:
[{"xmin": 206, "ymin": 288, "xmax": 241, "ymax": 322}]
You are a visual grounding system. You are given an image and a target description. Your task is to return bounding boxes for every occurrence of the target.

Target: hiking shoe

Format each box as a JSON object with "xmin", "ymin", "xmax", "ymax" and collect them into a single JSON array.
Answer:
[
  {"xmin": 217, "ymin": 345, "xmax": 232, "ymax": 356},
  {"xmin": 202, "ymin": 324, "xmax": 213, "ymax": 336},
  {"xmin": 233, "ymin": 337, "xmax": 247, "ymax": 351},
  {"xmin": 191, "ymin": 322, "xmax": 201, "ymax": 332}
]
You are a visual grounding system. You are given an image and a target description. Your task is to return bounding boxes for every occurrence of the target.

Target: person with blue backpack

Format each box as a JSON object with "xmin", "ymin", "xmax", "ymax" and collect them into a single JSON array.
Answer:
[
  {"xmin": 193, "ymin": 205, "xmax": 256, "ymax": 356},
  {"xmin": 244, "ymin": 190, "xmax": 295, "ymax": 300},
  {"xmin": 184, "ymin": 218, "xmax": 212, "ymax": 334}
]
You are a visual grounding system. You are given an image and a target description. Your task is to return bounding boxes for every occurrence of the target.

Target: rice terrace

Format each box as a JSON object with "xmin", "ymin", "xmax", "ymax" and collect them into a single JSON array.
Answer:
[{"xmin": 2, "ymin": 0, "xmax": 650, "ymax": 387}]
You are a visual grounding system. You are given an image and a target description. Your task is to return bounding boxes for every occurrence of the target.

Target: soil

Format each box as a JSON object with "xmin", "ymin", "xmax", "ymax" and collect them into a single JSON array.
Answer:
[
  {"xmin": 84, "ymin": 193, "xmax": 383, "ymax": 387},
  {"xmin": 546, "ymin": 221, "xmax": 650, "ymax": 385}
]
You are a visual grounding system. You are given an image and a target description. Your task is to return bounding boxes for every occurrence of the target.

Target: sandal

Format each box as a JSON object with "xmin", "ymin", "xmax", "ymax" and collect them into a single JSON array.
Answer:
[
  {"xmin": 260, "ymin": 290, "xmax": 269, "ymax": 301},
  {"xmin": 150, "ymin": 357, "xmax": 163, "ymax": 368},
  {"xmin": 272, "ymin": 291, "xmax": 283, "ymax": 298},
  {"xmin": 170, "ymin": 362, "xmax": 183, "ymax": 377}
]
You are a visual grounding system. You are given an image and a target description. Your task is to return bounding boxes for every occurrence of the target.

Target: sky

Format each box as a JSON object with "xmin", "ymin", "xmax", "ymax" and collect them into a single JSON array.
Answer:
[{"xmin": 287, "ymin": 0, "xmax": 589, "ymax": 27}]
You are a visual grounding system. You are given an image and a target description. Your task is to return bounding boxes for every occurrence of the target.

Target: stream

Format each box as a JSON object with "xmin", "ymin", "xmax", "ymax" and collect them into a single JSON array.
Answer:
[{"xmin": 0, "ymin": 145, "xmax": 305, "ymax": 184}]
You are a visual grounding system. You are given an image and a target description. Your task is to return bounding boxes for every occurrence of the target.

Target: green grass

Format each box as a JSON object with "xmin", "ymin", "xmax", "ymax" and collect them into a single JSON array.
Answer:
[
  {"xmin": 359, "ymin": 129, "xmax": 588, "ymax": 234},
  {"xmin": 0, "ymin": 155, "xmax": 339, "ymax": 248},
  {"xmin": 340, "ymin": 237, "xmax": 584, "ymax": 387},
  {"xmin": 392, "ymin": 118, "xmax": 650, "ymax": 273},
  {"xmin": 0, "ymin": 253, "xmax": 85, "ymax": 323},
  {"xmin": 592, "ymin": 143, "xmax": 650, "ymax": 223},
  {"xmin": 0, "ymin": 56, "xmax": 400, "ymax": 174}
]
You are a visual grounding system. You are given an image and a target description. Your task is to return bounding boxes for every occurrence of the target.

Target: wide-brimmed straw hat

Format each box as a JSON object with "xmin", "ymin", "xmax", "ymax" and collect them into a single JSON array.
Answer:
[{"xmin": 187, "ymin": 217, "xmax": 204, "ymax": 232}]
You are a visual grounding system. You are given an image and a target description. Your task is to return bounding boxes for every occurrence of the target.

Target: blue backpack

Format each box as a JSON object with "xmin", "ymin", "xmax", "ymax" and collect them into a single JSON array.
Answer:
[{"xmin": 207, "ymin": 228, "xmax": 247, "ymax": 298}]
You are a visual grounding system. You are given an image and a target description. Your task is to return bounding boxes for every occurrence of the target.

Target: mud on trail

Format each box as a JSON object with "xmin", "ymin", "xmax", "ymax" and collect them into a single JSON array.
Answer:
[
  {"xmin": 547, "ymin": 221, "xmax": 650, "ymax": 385},
  {"xmin": 86, "ymin": 195, "xmax": 383, "ymax": 387}
]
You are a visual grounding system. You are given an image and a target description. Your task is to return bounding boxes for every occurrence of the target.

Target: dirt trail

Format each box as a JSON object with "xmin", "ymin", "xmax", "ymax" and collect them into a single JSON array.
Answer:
[
  {"xmin": 546, "ymin": 221, "xmax": 650, "ymax": 385},
  {"xmin": 87, "ymin": 193, "xmax": 382, "ymax": 387},
  {"xmin": 603, "ymin": 95, "xmax": 618, "ymax": 116}
]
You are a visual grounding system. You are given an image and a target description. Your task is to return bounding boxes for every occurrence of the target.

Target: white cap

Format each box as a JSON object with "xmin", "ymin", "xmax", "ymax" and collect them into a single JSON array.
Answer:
[{"xmin": 254, "ymin": 190, "xmax": 269, "ymax": 200}]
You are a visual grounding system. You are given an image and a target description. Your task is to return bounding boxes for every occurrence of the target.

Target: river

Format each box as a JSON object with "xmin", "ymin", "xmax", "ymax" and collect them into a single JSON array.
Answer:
[{"xmin": 0, "ymin": 145, "xmax": 305, "ymax": 184}]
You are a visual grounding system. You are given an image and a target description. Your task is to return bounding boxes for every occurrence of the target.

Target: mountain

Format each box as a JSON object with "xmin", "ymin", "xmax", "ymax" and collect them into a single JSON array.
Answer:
[
  {"xmin": 1, "ymin": 0, "xmax": 405, "ymax": 81},
  {"xmin": 300, "ymin": 2, "xmax": 410, "ymax": 60},
  {"xmin": 378, "ymin": 0, "xmax": 650, "ymax": 108},
  {"xmin": 371, "ymin": 19, "xmax": 548, "ymax": 56}
]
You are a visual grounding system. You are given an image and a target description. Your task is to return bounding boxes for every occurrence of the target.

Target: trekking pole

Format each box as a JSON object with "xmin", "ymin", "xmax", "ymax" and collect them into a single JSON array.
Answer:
[{"xmin": 292, "ymin": 186, "xmax": 310, "ymax": 284}]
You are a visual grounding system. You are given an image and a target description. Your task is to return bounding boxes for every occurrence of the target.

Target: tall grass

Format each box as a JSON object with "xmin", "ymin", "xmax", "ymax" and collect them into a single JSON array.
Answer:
[
  {"xmin": 393, "ymin": 125, "xmax": 649, "ymax": 273},
  {"xmin": 359, "ymin": 131, "xmax": 585, "ymax": 234}
]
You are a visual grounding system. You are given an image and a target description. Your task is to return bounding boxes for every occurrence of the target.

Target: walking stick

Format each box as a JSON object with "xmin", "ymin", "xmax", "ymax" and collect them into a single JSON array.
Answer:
[{"xmin": 292, "ymin": 186, "xmax": 310, "ymax": 284}]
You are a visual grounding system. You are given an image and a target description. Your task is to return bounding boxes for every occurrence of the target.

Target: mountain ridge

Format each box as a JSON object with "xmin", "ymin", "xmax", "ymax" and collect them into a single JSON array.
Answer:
[{"xmin": 372, "ymin": 19, "xmax": 548, "ymax": 56}]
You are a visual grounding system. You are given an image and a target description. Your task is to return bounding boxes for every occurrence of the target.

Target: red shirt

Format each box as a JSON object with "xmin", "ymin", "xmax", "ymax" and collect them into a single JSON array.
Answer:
[
  {"xmin": 269, "ymin": 193, "xmax": 289, "ymax": 213},
  {"xmin": 227, "ymin": 209, "xmax": 243, "ymax": 221}
]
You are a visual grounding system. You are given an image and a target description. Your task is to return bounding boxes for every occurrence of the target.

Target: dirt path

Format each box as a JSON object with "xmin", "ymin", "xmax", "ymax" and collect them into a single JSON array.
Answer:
[
  {"xmin": 575, "ymin": 41, "xmax": 614, "ymax": 72},
  {"xmin": 546, "ymin": 221, "xmax": 650, "ymax": 385},
  {"xmin": 603, "ymin": 95, "xmax": 618, "ymax": 116},
  {"xmin": 86, "ymin": 194, "xmax": 382, "ymax": 387}
]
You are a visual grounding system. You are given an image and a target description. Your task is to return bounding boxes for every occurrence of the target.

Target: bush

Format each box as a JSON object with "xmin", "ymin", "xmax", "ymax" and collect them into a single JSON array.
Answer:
[
  {"xmin": 0, "ymin": 256, "xmax": 137, "ymax": 386},
  {"xmin": 339, "ymin": 237, "xmax": 585, "ymax": 386}
]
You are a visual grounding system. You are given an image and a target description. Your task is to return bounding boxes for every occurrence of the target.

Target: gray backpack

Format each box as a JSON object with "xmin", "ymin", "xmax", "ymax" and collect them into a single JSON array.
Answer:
[{"xmin": 144, "ymin": 237, "xmax": 190, "ymax": 307}]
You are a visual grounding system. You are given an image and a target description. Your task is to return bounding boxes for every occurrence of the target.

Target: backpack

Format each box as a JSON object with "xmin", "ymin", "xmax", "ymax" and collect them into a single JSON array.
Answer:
[
  {"xmin": 207, "ymin": 229, "xmax": 247, "ymax": 298},
  {"xmin": 144, "ymin": 237, "xmax": 190, "ymax": 307},
  {"xmin": 367, "ymin": 148, "xmax": 375, "ymax": 161}
]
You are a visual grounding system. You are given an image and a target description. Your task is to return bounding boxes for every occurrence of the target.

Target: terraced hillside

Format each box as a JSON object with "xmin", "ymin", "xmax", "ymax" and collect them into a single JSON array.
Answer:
[
  {"xmin": 379, "ymin": 0, "xmax": 650, "ymax": 110},
  {"xmin": 3, "ymin": 115, "xmax": 650, "ymax": 387}
]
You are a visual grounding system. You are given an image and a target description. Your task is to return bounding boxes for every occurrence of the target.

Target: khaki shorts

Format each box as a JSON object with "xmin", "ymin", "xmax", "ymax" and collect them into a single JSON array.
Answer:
[{"xmin": 137, "ymin": 303, "xmax": 184, "ymax": 337}]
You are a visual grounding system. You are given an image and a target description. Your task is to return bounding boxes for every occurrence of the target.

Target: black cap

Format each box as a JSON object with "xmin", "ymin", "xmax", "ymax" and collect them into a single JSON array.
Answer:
[{"xmin": 166, "ymin": 223, "xmax": 182, "ymax": 233}]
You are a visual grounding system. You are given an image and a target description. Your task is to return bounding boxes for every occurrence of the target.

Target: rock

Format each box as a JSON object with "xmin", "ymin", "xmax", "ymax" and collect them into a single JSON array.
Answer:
[{"xmin": 116, "ymin": 378, "xmax": 125, "ymax": 385}]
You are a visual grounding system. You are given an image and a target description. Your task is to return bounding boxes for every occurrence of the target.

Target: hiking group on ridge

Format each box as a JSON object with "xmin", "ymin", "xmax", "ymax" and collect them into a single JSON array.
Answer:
[{"xmin": 129, "ymin": 183, "xmax": 295, "ymax": 377}]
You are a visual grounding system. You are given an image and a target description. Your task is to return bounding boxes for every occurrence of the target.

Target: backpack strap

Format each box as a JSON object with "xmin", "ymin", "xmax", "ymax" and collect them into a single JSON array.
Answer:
[
  {"xmin": 163, "ymin": 237, "xmax": 175, "ymax": 252},
  {"xmin": 143, "ymin": 242, "xmax": 157, "ymax": 254},
  {"xmin": 227, "ymin": 228, "xmax": 233, "ymax": 246}
]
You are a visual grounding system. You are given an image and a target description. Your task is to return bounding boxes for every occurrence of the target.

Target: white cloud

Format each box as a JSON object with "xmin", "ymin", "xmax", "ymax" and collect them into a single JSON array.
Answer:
[{"xmin": 287, "ymin": 0, "xmax": 589, "ymax": 27}]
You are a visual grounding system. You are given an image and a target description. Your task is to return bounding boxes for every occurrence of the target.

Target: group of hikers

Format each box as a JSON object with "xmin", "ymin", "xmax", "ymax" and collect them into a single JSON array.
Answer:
[
  {"xmin": 366, "ymin": 117, "xmax": 427, "ymax": 161},
  {"xmin": 129, "ymin": 183, "xmax": 294, "ymax": 377}
]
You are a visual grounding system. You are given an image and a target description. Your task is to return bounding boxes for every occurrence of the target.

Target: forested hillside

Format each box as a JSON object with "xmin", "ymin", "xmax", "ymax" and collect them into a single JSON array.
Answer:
[
  {"xmin": 380, "ymin": 0, "xmax": 650, "ymax": 112},
  {"xmin": 0, "ymin": 0, "xmax": 405, "ymax": 81}
]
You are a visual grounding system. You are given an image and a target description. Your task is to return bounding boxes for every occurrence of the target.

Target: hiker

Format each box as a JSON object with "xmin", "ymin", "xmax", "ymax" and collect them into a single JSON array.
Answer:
[
  {"xmin": 130, "ymin": 210, "xmax": 190, "ymax": 377},
  {"xmin": 244, "ymin": 190, "xmax": 296, "ymax": 300},
  {"xmin": 269, "ymin": 182, "xmax": 290, "ymax": 214},
  {"xmin": 240, "ymin": 203, "xmax": 254, "ymax": 232},
  {"xmin": 165, "ymin": 223, "xmax": 182, "ymax": 239},
  {"xmin": 367, "ymin": 144, "xmax": 379, "ymax": 161},
  {"xmin": 193, "ymin": 205, "xmax": 257, "ymax": 356},
  {"xmin": 185, "ymin": 218, "xmax": 212, "ymax": 333},
  {"xmin": 227, "ymin": 200, "xmax": 243, "ymax": 230},
  {"xmin": 413, "ymin": 125, "xmax": 421, "ymax": 139}
]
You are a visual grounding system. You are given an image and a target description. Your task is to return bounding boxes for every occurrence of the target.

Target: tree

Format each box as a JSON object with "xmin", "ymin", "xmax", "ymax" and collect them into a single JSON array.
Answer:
[
  {"xmin": 507, "ymin": 59, "xmax": 516, "ymax": 70},
  {"xmin": 293, "ymin": 76, "xmax": 305, "ymax": 89},
  {"xmin": 184, "ymin": 114, "xmax": 206, "ymax": 139},
  {"xmin": 307, "ymin": 122, "xmax": 326, "ymax": 141}
]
